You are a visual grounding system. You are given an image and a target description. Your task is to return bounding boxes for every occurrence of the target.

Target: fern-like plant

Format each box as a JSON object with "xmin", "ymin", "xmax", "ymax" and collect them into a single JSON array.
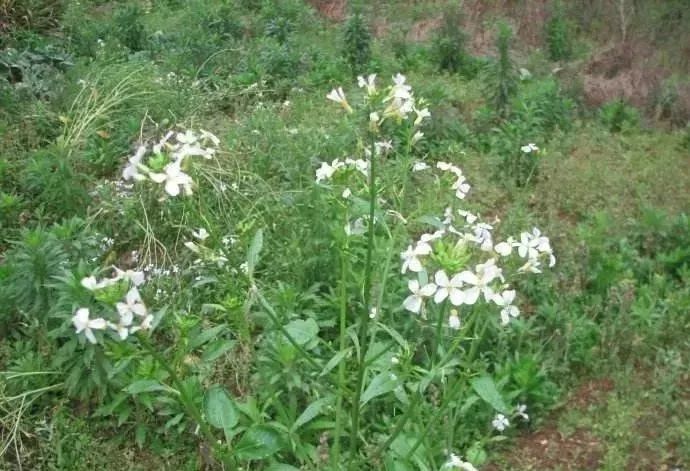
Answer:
[
  {"xmin": 484, "ymin": 22, "xmax": 518, "ymax": 119},
  {"xmin": 343, "ymin": 12, "xmax": 372, "ymax": 76}
]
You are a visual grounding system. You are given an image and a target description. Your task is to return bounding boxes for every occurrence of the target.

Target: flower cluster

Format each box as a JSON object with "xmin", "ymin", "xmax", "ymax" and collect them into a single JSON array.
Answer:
[
  {"xmin": 122, "ymin": 129, "xmax": 220, "ymax": 197},
  {"xmin": 492, "ymin": 404, "xmax": 529, "ymax": 433},
  {"xmin": 73, "ymin": 267, "xmax": 153, "ymax": 343},
  {"xmin": 401, "ymin": 168, "xmax": 555, "ymax": 326}
]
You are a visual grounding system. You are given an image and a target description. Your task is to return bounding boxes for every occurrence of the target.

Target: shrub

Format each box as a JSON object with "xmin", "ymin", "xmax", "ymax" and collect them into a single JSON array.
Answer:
[
  {"xmin": 343, "ymin": 12, "xmax": 372, "ymax": 76},
  {"xmin": 599, "ymin": 99, "xmax": 640, "ymax": 132},
  {"xmin": 483, "ymin": 22, "xmax": 518, "ymax": 119},
  {"xmin": 545, "ymin": 0, "xmax": 574, "ymax": 61}
]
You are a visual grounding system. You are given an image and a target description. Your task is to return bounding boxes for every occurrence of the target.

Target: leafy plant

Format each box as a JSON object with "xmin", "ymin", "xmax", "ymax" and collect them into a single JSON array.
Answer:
[
  {"xmin": 483, "ymin": 22, "xmax": 518, "ymax": 119},
  {"xmin": 599, "ymin": 99, "xmax": 640, "ymax": 132},
  {"xmin": 343, "ymin": 12, "xmax": 372, "ymax": 76},
  {"xmin": 545, "ymin": 0, "xmax": 574, "ymax": 61}
]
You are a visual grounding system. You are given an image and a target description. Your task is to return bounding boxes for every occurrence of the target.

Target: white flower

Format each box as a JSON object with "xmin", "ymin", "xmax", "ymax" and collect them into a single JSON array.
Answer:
[
  {"xmin": 452, "ymin": 174, "xmax": 471, "ymax": 199},
  {"xmin": 239, "ymin": 262, "xmax": 249, "ymax": 274},
  {"xmin": 433, "ymin": 270, "xmax": 465, "ymax": 305},
  {"xmin": 153, "ymin": 131, "xmax": 175, "ymax": 154},
  {"xmin": 457, "ymin": 259, "xmax": 502, "ymax": 305},
  {"xmin": 445, "ymin": 454, "xmax": 478, "ymax": 471},
  {"xmin": 192, "ymin": 228, "xmax": 210, "ymax": 241},
  {"xmin": 493, "ymin": 289, "xmax": 520, "ymax": 325},
  {"xmin": 199, "ymin": 129, "xmax": 220, "ymax": 146},
  {"xmin": 326, "ymin": 87, "xmax": 352, "ymax": 113},
  {"xmin": 457, "ymin": 209, "xmax": 478, "ymax": 225},
  {"xmin": 390, "ymin": 73, "xmax": 412, "ymax": 100},
  {"xmin": 518, "ymin": 258, "xmax": 542, "ymax": 274},
  {"xmin": 516, "ymin": 404, "xmax": 529, "ymax": 421},
  {"xmin": 411, "ymin": 131, "xmax": 424, "ymax": 145},
  {"xmin": 184, "ymin": 241, "xmax": 200, "ymax": 253},
  {"xmin": 345, "ymin": 217, "xmax": 367, "ymax": 236},
  {"xmin": 148, "ymin": 160, "xmax": 193, "ymax": 197},
  {"xmin": 473, "ymin": 222, "xmax": 494, "ymax": 251},
  {"xmin": 420, "ymin": 229, "xmax": 445, "ymax": 243},
  {"xmin": 315, "ymin": 159, "xmax": 345, "ymax": 183},
  {"xmin": 122, "ymin": 145, "xmax": 147, "ymax": 181},
  {"xmin": 413, "ymin": 107, "xmax": 430, "ymax": 126},
  {"xmin": 357, "ymin": 74, "xmax": 377, "ymax": 95},
  {"xmin": 402, "ymin": 279, "xmax": 436, "ymax": 314},
  {"xmin": 391, "ymin": 356, "xmax": 399, "ymax": 365},
  {"xmin": 400, "ymin": 241, "xmax": 432, "ymax": 273},
  {"xmin": 130, "ymin": 314, "xmax": 154, "ymax": 334},
  {"xmin": 448, "ymin": 310, "xmax": 461, "ymax": 330},
  {"xmin": 176, "ymin": 130, "xmax": 198, "ymax": 145},
  {"xmin": 108, "ymin": 321, "xmax": 130, "ymax": 340},
  {"xmin": 342, "ymin": 188, "xmax": 352, "ymax": 199},
  {"xmin": 375, "ymin": 140, "xmax": 393, "ymax": 155},
  {"xmin": 369, "ymin": 307, "xmax": 378, "ymax": 319},
  {"xmin": 113, "ymin": 268, "xmax": 146, "ymax": 287},
  {"xmin": 494, "ymin": 240, "xmax": 513, "ymax": 256},
  {"xmin": 81, "ymin": 276, "xmax": 100, "ymax": 291},
  {"xmin": 72, "ymin": 308, "xmax": 107, "ymax": 344},
  {"xmin": 369, "ymin": 112, "xmax": 380, "ymax": 124},
  {"xmin": 116, "ymin": 288, "xmax": 148, "ymax": 325},
  {"xmin": 412, "ymin": 161, "xmax": 430, "ymax": 171},
  {"xmin": 520, "ymin": 143, "xmax": 539, "ymax": 153},
  {"xmin": 516, "ymin": 230, "xmax": 542, "ymax": 260},
  {"xmin": 492, "ymin": 413, "xmax": 510, "ymax": 432}
]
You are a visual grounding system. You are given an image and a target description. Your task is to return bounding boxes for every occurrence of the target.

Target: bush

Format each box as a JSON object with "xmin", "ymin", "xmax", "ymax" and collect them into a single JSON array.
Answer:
[
  {"xmin": 545, "ymin": 0, "xmax": 574, "ymax": 61},
  {"xmin": 599, "ymin": 99, "xmax": 640, "ymax": 132},
  {"xmin": 483, "ymin": 22, "xmax": 518, "ymax": 119},
  {"xmin": 432, "ymin": 4, "xmax": 477, "ymax": 78},
  {"xmin": 343, "ymin": 12, "xmax": 372, "ymax": 76}
]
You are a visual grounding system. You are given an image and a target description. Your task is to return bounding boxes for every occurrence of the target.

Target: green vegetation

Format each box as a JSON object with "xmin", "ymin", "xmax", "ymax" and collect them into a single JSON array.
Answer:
[{"xmin": 1, "ymin": 1, "xmax": 688, "ymax": 470}]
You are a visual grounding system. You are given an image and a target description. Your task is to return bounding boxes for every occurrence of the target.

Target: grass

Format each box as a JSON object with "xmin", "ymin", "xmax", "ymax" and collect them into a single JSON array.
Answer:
[{"xmin": 1, "ymin": 0, "xmax": 689, "ymax": 469}]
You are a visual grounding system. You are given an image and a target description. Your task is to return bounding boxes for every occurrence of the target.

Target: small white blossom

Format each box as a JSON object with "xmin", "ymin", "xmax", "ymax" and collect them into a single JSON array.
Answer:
[
  {"xmin": 444, "ymin": 454, "xmax": 478, "ymax": 471},
  {"xmin": 72, "ymin": 308, "xmax": 107, "ymax": 344},
  {"xmin": 148, "ymin": 160, "xmax": 194, "ymax": 197},
  {"xmin": 412, "ymin": 162, "xmax": 430, "ymax": 171},
  {"xmin": 433, "ymin": 270, "xmax": 465, "ymax": 305},
  {"xmin": 192, "ymin": 228, "xmax": 210, "ymax": 241},
  {"xmin": 517, "ymin": 404, "xmax": 529, "ymax": 420},
  {"xmin": 493, "ymin": 289, "xmax": 520, "ymax": 325},
  {"xmin": 521, "ymin": 143, "xmax": 539, "ymax": 153},
  {"xmin": 326, "ymin": 87, "xmax": 352, "ymax": 113},
  {"xmin": 448, "ymin": 310, "xmax": 461, "ymax": 330},
  {"xmin": 400, "ymin": 242, "xmax": 432, "ymax": 273},
  {"xmin": 357, "ymin": 74, "xmax": 377, "ymax": 95},
  {"xmin": 492, "ymin": 413, "xmax": 510, "ymax": 432},
  {"xmin": 402, "ymin": 279, "xmax": 437, "ymax": 314}
]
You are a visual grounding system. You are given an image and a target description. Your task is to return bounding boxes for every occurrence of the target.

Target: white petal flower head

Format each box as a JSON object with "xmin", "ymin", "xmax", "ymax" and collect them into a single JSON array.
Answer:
[
  {"xmin": 420, "ymin": 229, "xmax": 445, "ymax": 243},
  {"xmin": 412, "ymin": 161, "xmax": 430, "ymax": 172},
  {"xmin": 517, "ymin": 404, "xmax": 529, "ymax": 420},
  {"xmin": 326, "ymin": 87, "xmax": 353, "ymax": 113},
  {"xmin": 176, "ymin": 130, "xmax": 198, "ymax": 145},
  {"xmin": 122, "ymin": 145, "xmax": 147, "ymax": 181},
  {"xmin": 448, "ymin": 310, "xmax": 461, "ymax": 330},
  {"xmin": 402, "ymin": 279, "xmax": 437, "ymax": 314},
  {"xmin": 113, "ymin": 268, "xmax": 146, "ymax": 287},
  {"xmin": 153, "ymin": 131, "xmax": 175, "ymax": 155},
  {"xmin": 116, "ymin": 287, "xmax": 148, "ymax": 326},
  {"xmin": 458, "ymin": 259, "xmax": 502, "ymax": 305},
  {"xmin": 457, "ymin": 209, "xmax": 478, "ymax": 225},
  {"xmin": 148, "ymin": 160, "xmax": 193, "ymax": 197},
  {"xmin": 413, "ymin": 107, "xmax": 431, "ymax": 126},
  {"xmin": 434, "ymin": 270, "xmax": 465, "ymax": 305},
  {"xmin": 192, "ymin": 227, "xmax": 210, "ymax": 241},
  {"xmin": 493, "ymin": 289, "xmax": 520, "ymax": 325},
  {"xmin": 518, "ymin": 258, "xmax": 542, "ymax": 274},
  {"xmin": 357, "ymin": 73, "xmax": 377, "ymax": 95},
  {"xmin": 453, "ymin": 175, "xmax": 471, "ymax": 199},
  {"xmin": 492, "ymin": 413, "xmax": 510, "ymax": 432},
  {"xmin": 342, "ymin": 188, "xmax": 352, "ymax": 199},
  {"xmin": 199, "ymin": 129, "xmax": 220, "ymax": 146},
  {"xmin": 494, "ymin": 240, "xmax": 513, "ymax": 256},
  {"xmin": 411, "ymin": 131, "xmax": 424, "ymax": 145},
  {"xmin": 445, "ymin": 454, "xmax": 478, "ymax": 471},
  {"xmin": 81, "ymin": 276, "xmax": 100, "ymax": 291},
  {"xmin": 345, "ymin": 217, "xmax": 367, "ymax": 237},
  {"xmin": 400, "ymin": 241, "xmax": 432, "ymax": 274},
  {"xmin": 520, "ymin": 143, "xmax": 539, "ymax": 153},
  {"xmin": 72, "ymin": 308, "xmax": 107, "ymax": 344}
]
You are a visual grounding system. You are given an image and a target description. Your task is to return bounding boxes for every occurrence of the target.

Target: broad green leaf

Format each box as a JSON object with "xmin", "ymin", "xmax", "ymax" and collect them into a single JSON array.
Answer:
[
  {"xmin": 319, "ymin": 348, "xmax": 350, "ymax": 377},
  {"xmin": 471, "ymin": 376, "xmax": 508, "ymax": 413},
  {"xmin": 284, "ymin": 318, "xmax": 319, "ymax": 346},
  {"xmin": 202, "ymin": 339, "xmax": 236, "ymax": 363},
  {"xmin": 234, "ymin": 425, "xmax": 282, "ymax": 461},
  {"xmin": 204, "ymin": 386, "xmax": 239, "ymax": 432},
  {"xmin": 361, "ymin": 372, "xmax": 398, "ymax": 406},
  {"xmin": 246, "ymin": 229, "xmax": 263, "ymax": 276},
  {"xmin": 189, "ymin": 324, "xmax": 226, "ymax": 350},
  {"xmin": 292, "ymin": 396, "xmax": 332, "ymax": 431}
]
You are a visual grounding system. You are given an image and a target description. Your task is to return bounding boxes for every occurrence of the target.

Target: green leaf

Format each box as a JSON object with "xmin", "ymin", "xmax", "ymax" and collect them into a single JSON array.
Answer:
[
  {"xmin": 361, "ymin": 372, "xmax": 398, "ymax": 406},
  {"xmin": 292, "ymin": 396, "xmax": 332, "ymax": 432},
  {"xmin": 202, "ymin": 339, "xmax": 236, "ymax": 363},
  {"xmin": 189, "ymin": 324, "xmax": 226, "ymax": 350},
  {"xmin": 319, "ymin": 348, "xmax": 350, "ymax": 377},
  {"xmin": 234, "ymin": 425, "xmax": 283, "ymax": 461},
  {"xmin": 125, "ymin": 380, "xmax": 174, "ymax": 395},
  {"xmin": 284, "ymin": 318, "xmax": 319, "ymax": 346},
  {"xmin": 246, "ymin": 229, "xmax": 263, "ymax": 276},
  {"xmin": 204, "ymin": 386, "xmax": 239, "ymax": 433},
  {"xmin": 471, "ymin": 376, "xmax": 508, "ymax": 413}
]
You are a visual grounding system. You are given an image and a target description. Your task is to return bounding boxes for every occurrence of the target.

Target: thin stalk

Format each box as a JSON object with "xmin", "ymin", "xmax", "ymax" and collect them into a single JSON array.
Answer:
[
  {"xmin": 431, "ymin": 304, "xmax": 449, "ymax": 366},
  {"xmin": 331, "ymin": 241, "xmax": 350, "ymax": 467},
  {"xmin": 348, "ymin": 134, "xmax": 378, "ymax": 468}
]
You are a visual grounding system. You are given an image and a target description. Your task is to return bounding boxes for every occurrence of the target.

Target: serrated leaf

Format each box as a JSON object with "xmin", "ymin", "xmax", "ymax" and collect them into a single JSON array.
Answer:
[
  {"xmin": 284, "ymin": 318, "xmax": 319, "ymax": 346},
  {"xmin": 234, "ymin": 425, "xmax": 282, "ymax": 461},
  {"xmin": 471, "ymin": 376, "xmax": 508, "ymax": 413},
  {"xmin": 361, "ymin": 372, "xmax": 398, "ymax": 406},
  {"xmin": 204, "ymin": 386, "xmax": 239, "ymax": 434}
]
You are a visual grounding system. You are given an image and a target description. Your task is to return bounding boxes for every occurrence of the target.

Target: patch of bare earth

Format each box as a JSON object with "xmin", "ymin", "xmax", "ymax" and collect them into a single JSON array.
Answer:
[
  {"xmin": 485, "ymin": 379, "xmax": 613, "ymax": 470},
  {"xmin": 305, "ymin": 0, "xmax": 346, "ymax": 21}
]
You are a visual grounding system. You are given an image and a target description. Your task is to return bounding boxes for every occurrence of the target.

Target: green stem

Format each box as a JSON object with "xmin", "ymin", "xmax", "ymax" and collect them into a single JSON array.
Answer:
[
  {"xmin": 431, "ymin": 304, "xmax": 449, "ymax": 366},
  {"xmin": 348, "ymin": 133, "xmax": 378, "ymax": 468},
  {"xmin": 332, "ymin": 241, "xmax": 350, "ymax": 467}
]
